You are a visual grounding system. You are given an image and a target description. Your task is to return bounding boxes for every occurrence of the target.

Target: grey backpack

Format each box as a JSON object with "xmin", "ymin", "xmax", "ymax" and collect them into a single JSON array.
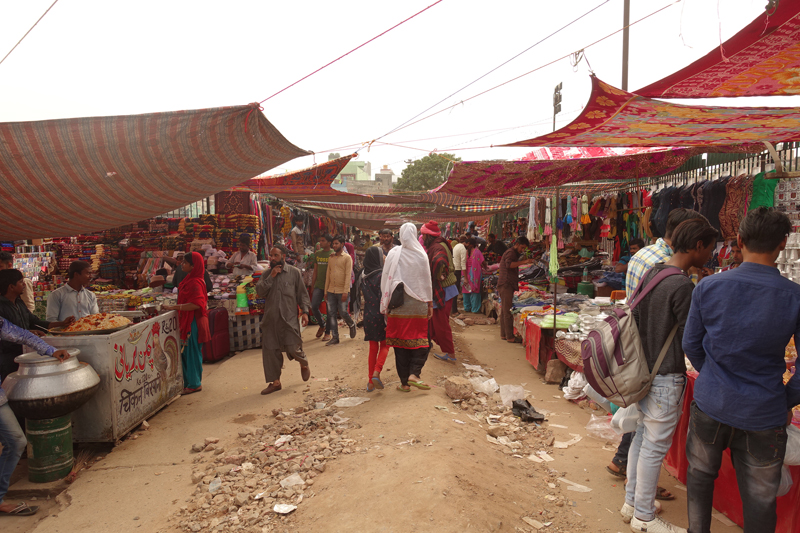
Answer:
[{"xmin": 581, "ymin": 267, "xmax": 682, "ymax": 408}]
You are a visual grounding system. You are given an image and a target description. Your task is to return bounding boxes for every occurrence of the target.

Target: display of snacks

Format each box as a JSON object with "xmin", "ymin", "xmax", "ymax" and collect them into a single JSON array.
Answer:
[{"xmin": 64, "ymin": 313, "xmax": 131, "ymax": 332}]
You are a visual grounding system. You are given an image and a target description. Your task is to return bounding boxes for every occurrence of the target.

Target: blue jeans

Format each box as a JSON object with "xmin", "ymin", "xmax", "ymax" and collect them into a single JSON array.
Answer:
[
  {"xmin": 0, "ymin": 403, "xmax": 27, "ymax": 504},
  {"xmin": 311, "ymin": 288, "xmax": 329, "ymax": 334},
  {"xmin": 326, "ymin": 292, "xmax": 354, "ymax": 341},
  {"xmin": 686, "ymin": 401, "xmax": 787, "ymax": 533},
  {"xmin": 625, "ymin": 373, "xmax": 686, "ymax": 522}
]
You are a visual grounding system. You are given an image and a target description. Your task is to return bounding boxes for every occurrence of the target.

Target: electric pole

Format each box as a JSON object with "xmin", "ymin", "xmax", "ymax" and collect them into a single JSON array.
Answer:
[
  {"xmin": 553, "ymin": 82, "xmax": 562, "ymax": 131},
  {"xmin": 622, "ymin": 0, "xmax": 630, "ymax": 90}
]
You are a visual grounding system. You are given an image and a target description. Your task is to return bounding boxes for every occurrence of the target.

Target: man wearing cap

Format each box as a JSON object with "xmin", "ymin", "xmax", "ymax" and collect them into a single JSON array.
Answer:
[{"xmin": 420, "ymin": 221, "xmax": 459, "ymax": 364}]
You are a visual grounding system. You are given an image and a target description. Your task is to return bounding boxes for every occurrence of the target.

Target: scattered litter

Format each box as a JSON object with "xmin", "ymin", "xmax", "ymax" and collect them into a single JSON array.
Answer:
[
  {"xmin": 313, "ymin": 378, "xmax": 330, "ymax": 382},
  {"xmin": 536, "ymin": 451, "xmax": 555, "ymax": 462},
  {"xmin": 466, "ymin": 414, "xmax": 481, "ymax": 423},
  {"xmin": 452, "ymin": 317, "xmax": 466, "ymax": 327},
  {"xmin": 547, "ymin": 483, "xmax": 556, "ymax": 489},
  {"xmin": 552, "ymin": 395, "xmax": 563, "ymax": 399},
  {"xmin": 673, "ymin": 484, "xmax": 687, "ymax": 492},
  {"xmin": 333, "ymin": 397, "xmax": 371, "ymax": 408},
  {"xmin": 274, "ymin": 435, "xmax": 293, "ymax": 447},
  {"xmin": 434, "ymin": 406, "xmax": 449, "ymax": 412},
  {"xmin": 553, "ymin": 434, "xmax": 582, "ymax": 449},
  {"xmin": 496, "ymin": 436, "xmax": 521, "ymax": 448},
  {"xmin": 602, "ymin": 445, "xmax": 616, "ymax": 452},
  {"xmin": 462, "ymin": 363, "xmax": 488, "ymax": 375},
  {"xmin": 254, "ymin": 491, "xmax": 267, "ymax": 500},
  {"xmin": 712, "ymin": 511, "xmax": 736, "ymax": 527},
  {"xmin": 585, "ymin": 414, "xmax": 622, "ymax": 444},
  {"xmin": 273, "ymin": 504, "xmax": 297, "ymax": 514},
  {"xmin": 208, "ymin": 477, "xmax": 221, "ymax": 493},
  {"xmin": 470, "ymin": 377, "xmax": 499, "ymax": 395},
  {"xmin": 395, "ymin": 439, "xmax": 417, "ymax": 446},
  {"xmin": 522, "ymin": 517, "xmax": 546, "ymax": 529},
  {"xmin": 526, "ymin": 454, "xmax": 544, "ymax": 463},
  {"xmin": 314, "ymin": 402, "xmax": 326, "ymax": 409},
  {"xmin": 549, "ymin": 424, "xmax": 568, "ymax": 429},
  {"xmin": 331, "ymin": 413, "xmax": 350, "ymax": 425},
  {"xmin": 544, "ymin": 495, "xmax": 557, "ymax": 502},
  {"xmin": 280, "ymin": 473, "xmax": 306, "ymax": 489},
  {"xmin": 558, "ymin": 478, "xmax": 592, "ymax": 492},
  {"xmin": 452, "ymin": 419, "xmax": 465, "ymax": 425}
]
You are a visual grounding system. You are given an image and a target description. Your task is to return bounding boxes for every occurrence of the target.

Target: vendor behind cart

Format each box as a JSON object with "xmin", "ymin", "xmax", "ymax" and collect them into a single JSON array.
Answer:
[
  {"xmin": 225, "ymin": 234, "xmax": 258, "ymax": 276},
  {"xmin": 46, "ymin": 261, "xmax": 98, "ymax": 323}
]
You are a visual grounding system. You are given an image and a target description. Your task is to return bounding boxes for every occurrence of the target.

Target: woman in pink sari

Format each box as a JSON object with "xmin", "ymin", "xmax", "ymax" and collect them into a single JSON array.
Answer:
[{"xmin": 462, "ymin": 237, "xmax": 487, "ymax": 313}]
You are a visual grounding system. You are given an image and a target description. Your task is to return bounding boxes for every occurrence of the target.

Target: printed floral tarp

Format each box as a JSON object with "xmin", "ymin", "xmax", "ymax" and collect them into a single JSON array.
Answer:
[
  {"xmin": 636, "ymin": 2, "xmax": 800, "ymax": 98},
  {"xmin": 504, "ymin": 76, "xmax": 799, "ymax": 147},
  {"xmin": 242, "ymin": 153, "xmax": 356, "ymax": 194}
]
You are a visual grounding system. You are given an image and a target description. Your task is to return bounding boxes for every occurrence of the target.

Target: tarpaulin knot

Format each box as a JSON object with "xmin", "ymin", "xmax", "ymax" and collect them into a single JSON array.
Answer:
[{"xmin": 245, "ymin": 102, "xmax": 265, "ymax": 133}]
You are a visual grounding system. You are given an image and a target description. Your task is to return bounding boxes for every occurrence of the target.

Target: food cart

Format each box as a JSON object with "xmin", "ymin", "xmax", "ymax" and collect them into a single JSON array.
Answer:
[{"xmin": 45, "ymin": 311, "xmax": 183, "ymax": 442}]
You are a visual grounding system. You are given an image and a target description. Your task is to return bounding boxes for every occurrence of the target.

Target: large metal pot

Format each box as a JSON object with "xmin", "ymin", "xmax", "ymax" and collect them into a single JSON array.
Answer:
[{"xmin": 2, "ymin": 349, "xmax": 100, "ymax": 419}]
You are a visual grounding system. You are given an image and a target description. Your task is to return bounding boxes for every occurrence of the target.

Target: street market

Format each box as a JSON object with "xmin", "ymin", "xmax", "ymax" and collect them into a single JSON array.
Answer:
[{"xmin": 3, "ymin": 1, "xmax": 800, "ymax": 533}]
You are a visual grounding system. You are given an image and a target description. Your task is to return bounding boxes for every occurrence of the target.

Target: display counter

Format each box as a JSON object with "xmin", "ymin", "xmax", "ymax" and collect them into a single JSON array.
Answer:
[
  {"xmin": 664, "ymin": 372, "xmax": 800, "ymax": 532},
  {"xmin": 44, "ymin": 312, "xmax": 183, "ymax": 443}
]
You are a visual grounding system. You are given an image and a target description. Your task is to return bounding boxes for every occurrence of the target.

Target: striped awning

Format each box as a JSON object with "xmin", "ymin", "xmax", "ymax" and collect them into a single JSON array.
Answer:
[{"xmin": 0, "ymin": 104, "xmax": 308, "ymax": 240}]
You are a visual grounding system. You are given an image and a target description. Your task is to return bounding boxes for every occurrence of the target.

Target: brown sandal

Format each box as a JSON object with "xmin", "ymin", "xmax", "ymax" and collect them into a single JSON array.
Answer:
[
  {"xmin": 301, "ymin": 365, "xmax": 310, "ymax": 382},
  {"xmin": 261, "ymin": 383, "xmax": 282, "ymax": 395},
  {"xmin": 182, "ymin": 386, "xmax": 202, "ymax": 395}
]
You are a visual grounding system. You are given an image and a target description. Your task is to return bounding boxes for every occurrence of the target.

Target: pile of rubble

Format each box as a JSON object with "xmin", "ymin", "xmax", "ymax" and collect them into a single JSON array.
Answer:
[{"xmin": 170, "ymin": 385, "xmax": 362, "ymax": 533}]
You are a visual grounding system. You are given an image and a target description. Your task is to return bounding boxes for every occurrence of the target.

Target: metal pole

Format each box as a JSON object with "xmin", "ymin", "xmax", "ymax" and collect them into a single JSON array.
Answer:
[
  {"xmin": 553, "ymin": 186, "xmax": 560, "ymax": 324},
  {"xmin": 622, "ymin": 0, "xmax": 630, "ymax": 91}
]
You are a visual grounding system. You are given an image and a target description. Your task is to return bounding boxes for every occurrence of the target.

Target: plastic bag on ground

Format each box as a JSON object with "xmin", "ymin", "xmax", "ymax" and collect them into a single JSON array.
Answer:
[
  {"xmin": 280, "ymin": 473, "xmax": 306, "ymax": 488},
  {"xmin": 611, "ymin": 404, "xmax": 643, "ymax": 435},
  {"xmin": 512, "ymin": 399, "xmax": 546, "ymax": 423},
  {"xmin": 585, "ymin": 414, "xmax": 622, "ymax": 444},
  {"xmin": 583, "ymin": 383, "xmax": 613, "ymax": 413},
  {"xmin": 562, "ymin": 371, "xmax": 588, "ymax": 400},
  {"xmin": 785, "ymin": 425, "xmax": 800, "ymax": 466},
  {"xmin": 499, "ymin": 384, "xmax": 525, "ymax": 407},
  {"xmin": 333, "ymin": 397, "xmax": 371, "ymax": 408},
  {"xmin": 470, "ymin": 377, "xmax": 499, "ymax": 395}
]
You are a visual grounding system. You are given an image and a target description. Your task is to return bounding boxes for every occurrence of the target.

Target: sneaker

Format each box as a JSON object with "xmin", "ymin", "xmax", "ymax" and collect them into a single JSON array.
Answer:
[
  {"xmin": 620, "ymin": 503, "xmax": 634, "ymax": 524},
  {"xmin": 349, "ymin": 325, "xmax": 357, "ymax": 339},
  {"xmin": 630, "ymin": 516, "xmax": 686, "ymax": 533}
]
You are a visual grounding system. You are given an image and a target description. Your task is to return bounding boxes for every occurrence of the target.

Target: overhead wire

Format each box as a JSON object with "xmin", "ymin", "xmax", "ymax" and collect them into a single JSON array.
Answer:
[
  {"xmin": 378, "ymin": 0, "xmax": 679, "ymax": 139},
  {"xmin": 372, "ymin": 0, "xmax": 613, "ymax": 143},
  {"xmin": 258, "ymin": 0, "xmax": 445, "ymax": 104},
  {"xmin": 0, "ymin": 0, "xmax": 60, "ymax": 68}
]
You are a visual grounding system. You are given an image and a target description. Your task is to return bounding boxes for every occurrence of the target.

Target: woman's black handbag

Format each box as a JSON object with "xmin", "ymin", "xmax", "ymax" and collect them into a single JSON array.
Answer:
[{"xmin": 388, "ymin": 283, "xmax": 405, "ymax": 310}]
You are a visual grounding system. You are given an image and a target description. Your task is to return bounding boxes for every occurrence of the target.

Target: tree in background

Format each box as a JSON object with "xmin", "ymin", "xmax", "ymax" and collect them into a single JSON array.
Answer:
[
  {"xmin": 393, "ymin": 153, "xmax": 460, "ymax": 192},
  {"xmin": 328, "ymin": 153, "xmax": 341, "ymax": 161}
]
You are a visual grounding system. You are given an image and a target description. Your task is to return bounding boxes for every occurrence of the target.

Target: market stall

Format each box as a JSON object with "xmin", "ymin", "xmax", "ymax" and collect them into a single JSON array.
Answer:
[{"xmin": 44, "ymin": 311, "xmax": 182, "ymax": 443}]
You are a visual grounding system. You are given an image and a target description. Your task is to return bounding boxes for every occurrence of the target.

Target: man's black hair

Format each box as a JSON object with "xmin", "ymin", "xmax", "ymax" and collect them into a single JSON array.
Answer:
[
  {"xmin": 378, "ymin": 229, "xmax": 392, "ymax": 236},
  {"xmin": 515, "ymin": 236, "xmax": 530, "ymax": 246},
  {"xmin": 320, "ymin": 233, "xmax": 333, "ymax": 243},
  {"xmin": 332, "ymin": 234, "xmax": 345, "ymax": 244},
  {"xmin": 738, "ymin": 207, "xmax": 792, "ymax": 254},
  {"xmin": 0, "ymin": 252, "xmax": 13, "ymax": 264},
  {"xmin": 670, "ymin": 219, "xmax": 718, "ymax": 253},
  {"xmin": 0, "ymin": 269, "xmax": 23, "ymax": 295},
  {"xmin": 629, "ymin": 238, "xmax": 645, "ymax": 249}
]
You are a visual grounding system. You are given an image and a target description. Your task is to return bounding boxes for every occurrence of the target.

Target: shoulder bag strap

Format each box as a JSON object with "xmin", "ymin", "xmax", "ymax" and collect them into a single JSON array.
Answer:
[
  {"xmin": 648, "ymin": 322, "xmax": 680, "ymax": 383},
  {"xmin": 628, "ymin": 267, "xmax": 683, "ymax": 310}
]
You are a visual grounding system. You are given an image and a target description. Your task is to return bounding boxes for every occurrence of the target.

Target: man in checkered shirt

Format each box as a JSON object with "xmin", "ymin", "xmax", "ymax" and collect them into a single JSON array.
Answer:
[{"xmin": 625, "ymin": 209, "xmax": 708, "ymax": 296}]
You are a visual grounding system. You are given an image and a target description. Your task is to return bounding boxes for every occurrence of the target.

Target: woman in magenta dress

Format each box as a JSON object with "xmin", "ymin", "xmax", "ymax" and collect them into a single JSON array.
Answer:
[{"xmin": 462, "ymin": 237, "xmax": 486, "ymax": 313}]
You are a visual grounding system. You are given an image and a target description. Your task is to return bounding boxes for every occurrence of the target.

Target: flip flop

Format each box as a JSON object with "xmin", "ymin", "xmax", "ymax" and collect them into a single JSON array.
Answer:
[
  {"xmin": 433, "ymin": 353, "xmax": 457, "ymax": 364},
  {"xmin": 371, "ymin": 376, "xmax": 385, "ymax": 390},
  {"xmin": 396, "ymin": 386, "xmax": 411, "ymax": 392},
  {"xmin": 0, "ymin": 502, "xmax": 39, "ymax": 516},
  {"xmin": 407, "ymin": 380, "xmax": 431, "ymax": 390},
  {"xmin": 655, "ymin": 486, "xmax": 675, "ymax": 500},
  {"xmin": 367, "ymin": 382, "xmax": 375, "ymax": 392}
]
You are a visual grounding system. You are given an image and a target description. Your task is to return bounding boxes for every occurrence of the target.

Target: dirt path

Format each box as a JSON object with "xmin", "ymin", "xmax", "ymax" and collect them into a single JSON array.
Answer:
[{"xmin": 11, "ymin": 318, "xmax": 740, "ymax": 533}]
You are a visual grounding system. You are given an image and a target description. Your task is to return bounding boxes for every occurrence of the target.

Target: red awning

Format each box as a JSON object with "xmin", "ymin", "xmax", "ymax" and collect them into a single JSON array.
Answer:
[
  {"xmin": 503, "ymin": 77, "xmax": 796, "ymax": 148},
  {"xmin": 636, "ymin": 3, "xmax": 800, "ymax": 98},
  {"xmin": 0, "ymin": 104, "xmax": 308, "ymax": 240},
  {"xmin": 241, "ymin": 153, "xmax": 356, "ymax": 194}
]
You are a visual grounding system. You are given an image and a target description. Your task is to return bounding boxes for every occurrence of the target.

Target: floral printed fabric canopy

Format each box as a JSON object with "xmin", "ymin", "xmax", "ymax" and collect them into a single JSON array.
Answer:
[
  {"xmin": 0, "ymin": 104, "xmax": 308, "ymax": 240},
  {"xmin": 438, "ymin": 148, "xmax": 700, "ymax": 198},
  {"xmin": 504, "ymin": 77, "xmax": 800, "ymax": 147},
  {"xmin": 636, "ymin": 2, "xmax": 800, "ymax": 98},
  {"xmin": 241, "ymin": 153, "xmax": 355, "ymax": 194}
]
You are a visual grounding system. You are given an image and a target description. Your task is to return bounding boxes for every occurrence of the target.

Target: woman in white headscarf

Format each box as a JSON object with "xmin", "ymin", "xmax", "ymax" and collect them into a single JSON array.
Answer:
[{"xmin": 381, "ymin": 223, "xmax": 433, "ymax": 392}]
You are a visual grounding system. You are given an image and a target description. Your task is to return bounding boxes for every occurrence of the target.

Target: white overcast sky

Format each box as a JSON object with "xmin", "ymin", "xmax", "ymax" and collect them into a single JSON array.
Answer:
[{"xmin": 2, "ymin": 0, "xmax": 798, "ymax": 178}]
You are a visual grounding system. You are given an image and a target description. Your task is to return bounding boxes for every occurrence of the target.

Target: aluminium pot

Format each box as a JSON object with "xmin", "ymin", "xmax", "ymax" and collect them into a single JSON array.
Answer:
[{"xmin": 2, "ymin": 349, "xmax": 100, "ymax": 419}]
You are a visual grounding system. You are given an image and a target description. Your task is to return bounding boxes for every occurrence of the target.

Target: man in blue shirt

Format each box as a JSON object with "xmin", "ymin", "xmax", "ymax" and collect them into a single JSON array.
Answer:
[{"xmin": 683, "ymin": 207, "xmax": 800, "ymax": 533}]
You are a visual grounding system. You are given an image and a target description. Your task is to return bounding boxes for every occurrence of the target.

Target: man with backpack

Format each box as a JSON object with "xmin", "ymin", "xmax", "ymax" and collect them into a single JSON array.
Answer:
[
  {"xmin": 609, "ymin": 209, "xmax": 707, "ymax": 485},
  {"xmin": 621, "ymin": 218, "xmax": 718, "ymax": 533},
  {"xmin": 683, "ymin": 208, "xmax": 800, "ymax": 533}
]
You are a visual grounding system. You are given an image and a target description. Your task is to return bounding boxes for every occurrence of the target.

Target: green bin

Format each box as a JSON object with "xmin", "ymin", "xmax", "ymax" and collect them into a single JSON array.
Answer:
[{"xmin": 26, "ymin": 415, "xmax": 74, "ymax": 483}]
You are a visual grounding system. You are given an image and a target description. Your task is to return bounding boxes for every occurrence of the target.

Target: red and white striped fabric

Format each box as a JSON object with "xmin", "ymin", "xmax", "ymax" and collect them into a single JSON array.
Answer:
[{"xmin": 0, "ymin": 104, "xmax": 308, "ymax": 239}]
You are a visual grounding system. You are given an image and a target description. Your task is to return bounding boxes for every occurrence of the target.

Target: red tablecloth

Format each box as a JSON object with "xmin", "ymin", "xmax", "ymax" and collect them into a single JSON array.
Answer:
[{"xmin": 665, "ymin": 372, "xmax": 800, "ymax": 532}]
